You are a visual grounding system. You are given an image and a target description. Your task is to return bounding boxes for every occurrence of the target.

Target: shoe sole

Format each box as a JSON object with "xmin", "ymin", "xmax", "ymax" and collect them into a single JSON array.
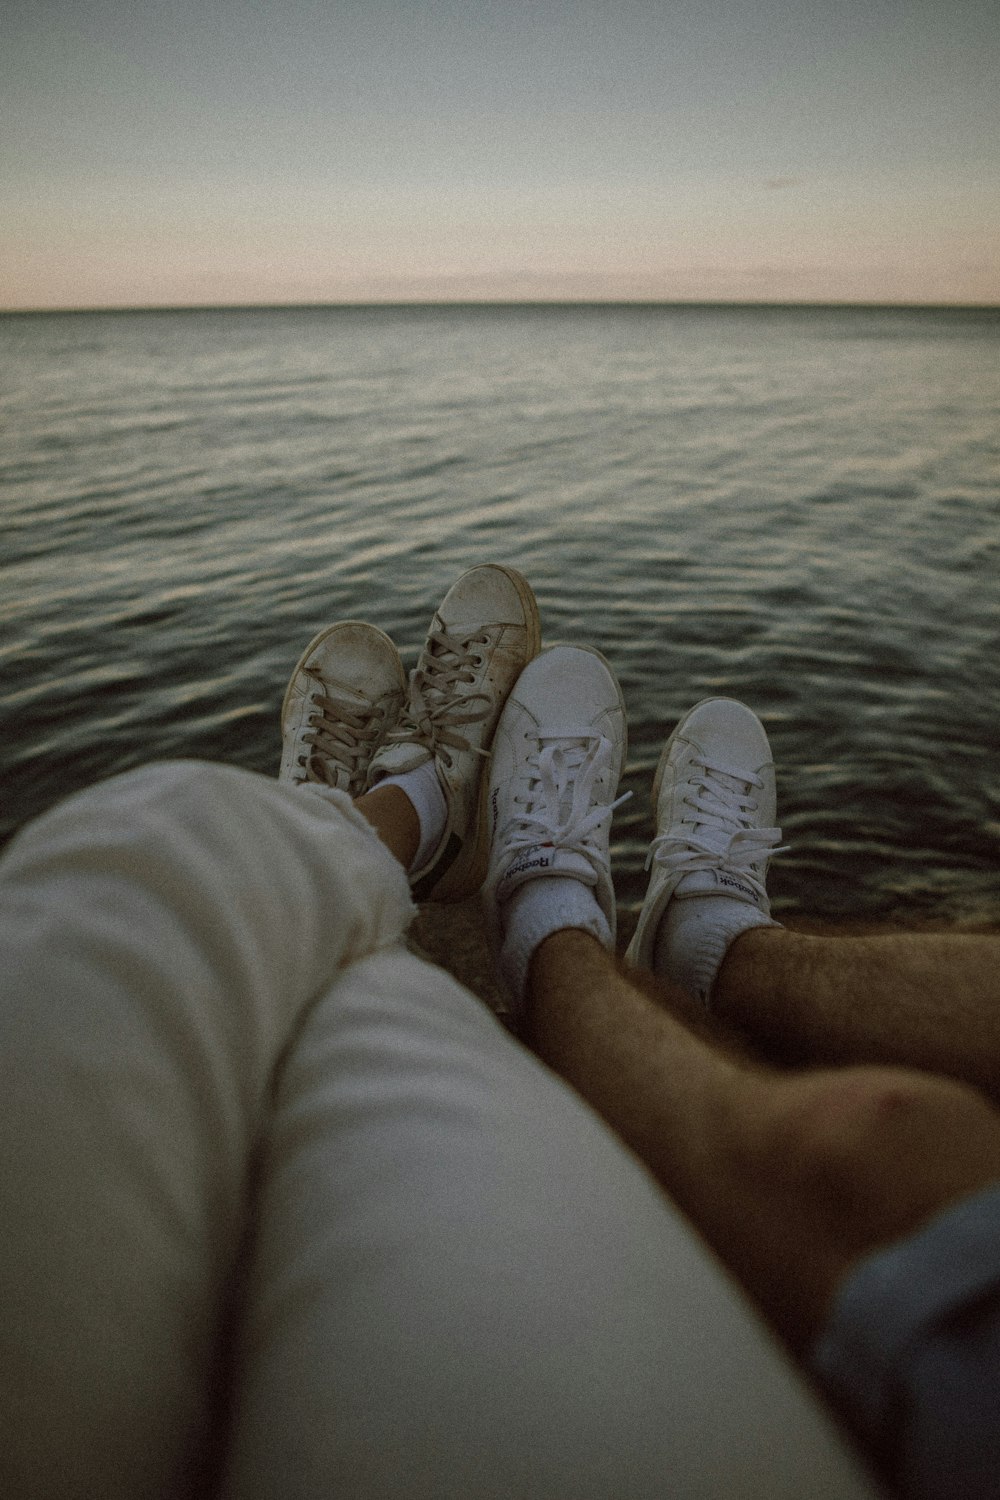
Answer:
[{"xmin": 424, "ymin": 566, "xmax": 541, "ymax": 901}]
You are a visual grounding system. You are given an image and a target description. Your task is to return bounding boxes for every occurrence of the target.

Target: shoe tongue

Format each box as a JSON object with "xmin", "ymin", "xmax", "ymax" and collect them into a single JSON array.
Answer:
[
  {"xmin": 499, "ymin": 845, "xmax": 595, "ymax": 900},
  {"xmin": 324, "ymin": 762, "xmax": 353, "ymax": 792},
  {"xmin": 539, "ymin": 733, "xmax": 590, "ymax": 751},
  {"xmin": 674, "ymin": 868, "xmax": 763, "ymax": 907},
  {"xmin": 535, "ymin": 735, "xmax": 595, "ymax": 823},
  {"xmin": 371, "ymin": 743, "xmax": 432, "ymax": 777}
]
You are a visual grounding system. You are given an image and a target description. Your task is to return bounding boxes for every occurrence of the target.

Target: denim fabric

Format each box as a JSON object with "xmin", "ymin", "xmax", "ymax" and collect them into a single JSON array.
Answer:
[{"xmin": 813, "ymin": 1183, "xmax": 1000, "ymax": 1499}]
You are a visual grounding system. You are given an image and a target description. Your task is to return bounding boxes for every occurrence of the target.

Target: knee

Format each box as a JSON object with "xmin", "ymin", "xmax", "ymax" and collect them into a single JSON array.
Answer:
[
  {"xmin": 89, "ymin": 758, "xmax": 241, "ymax": 809},
  {"xmin": 4, "ymin": 761, "xmax": 257, "ymax": 884},
  {"xmin": 774, "ymin": 1066, "xmax": 941, "ymax": 1153},
  {"xmin": 755, "ymin": 1066, "xmax": 1000, "ymax": 1225},
  {"xmin": 44, "ymin": 760, "xmax": 250, "ymax": 836},
  {"xmin": 24, "ymin": 759, "xmax": 226, "ymax": 824}
]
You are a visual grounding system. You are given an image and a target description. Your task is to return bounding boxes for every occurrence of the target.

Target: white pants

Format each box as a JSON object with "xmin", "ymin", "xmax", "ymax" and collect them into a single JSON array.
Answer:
[{"xmin": 0, "ymin": 762, "xmax": 879, "ymax": 1499}]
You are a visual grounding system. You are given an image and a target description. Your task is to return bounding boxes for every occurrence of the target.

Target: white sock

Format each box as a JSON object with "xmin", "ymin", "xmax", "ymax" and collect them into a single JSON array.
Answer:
[
  {"xmin": 375, "ymin": 759, "xmax": 447, "ymax": 872},
  {"xmin": 653, "ymin": 895, "xmax": 779, "ymax": 1007},
  {"xmin": 499, "ymin": 876, "xmax": 612, "ymax": 1006}
]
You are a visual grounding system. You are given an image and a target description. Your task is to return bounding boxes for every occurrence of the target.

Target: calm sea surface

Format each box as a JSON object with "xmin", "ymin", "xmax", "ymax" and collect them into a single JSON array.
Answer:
[{"xmin": 2, "ymin": 304, "xmax": 998, "ymax": 925}]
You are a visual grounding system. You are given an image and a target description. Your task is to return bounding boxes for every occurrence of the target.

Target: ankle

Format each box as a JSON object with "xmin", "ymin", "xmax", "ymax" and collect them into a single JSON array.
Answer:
[
  {"xmin": 653, "ymin": 897, "xmax": 780, "ymax": 1008},
  {"xmin": 353, "ymin": 784, "xmax": 421, "ymax": 870},
  {"xmin": 712, "ymin": 922, "xmax": 788, "ymax": 1021},
  {"xmin": 370, "ymin": 760, "xmax": 447, "ymax": 873},
  {"xmin": 498, "ymin": 877, "xmax": 611, "ymax": 1021}
]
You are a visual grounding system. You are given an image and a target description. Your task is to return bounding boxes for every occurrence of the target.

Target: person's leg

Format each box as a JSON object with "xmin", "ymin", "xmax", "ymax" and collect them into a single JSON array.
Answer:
[
  {"xmin": 714, "ymin": 926, "xmax": 1000, "ymax": 1104},
  {"xmin": 0, "ymin": 571, "xmax": 517, "ymax": 1499},
  {"xmin": 1, "ymin": 595, "xmax": 875, "ymax": 1500},
  {"xmin": 220, "ymin": 630, "xmax": 878, "ymax": 1499},
  {"xmin": 483, "ymin": 662, "xmax": 1000, "ymax": 1491},
  {"xmin": 482, "ymin": 647, "xmax": 991, "ymax": 1353},
  {"xmin": 525, "ymin": 929, "xmax": 1000, "ymax": 1356},
  {"xmin": 283, "ymin": 564, "xmax": 543, "ymax": 901},
  {"xmin": 0, "ymin": 575, "xmax": 514, "ymax": 1500},
  {"xmin": 623, "ymin": 693, "xmax": 1000, "ymax": 1103},
  {"xmin": 366, "ymin": 562, "xmax": 542, "ymax": 900},
  {"xmin": 0, "ymin": 759, "xmax": 418, "ymax": 1500},
  {"xmin": 221, "ymin": 921, "xmax": 882, "ymax": 1500}
]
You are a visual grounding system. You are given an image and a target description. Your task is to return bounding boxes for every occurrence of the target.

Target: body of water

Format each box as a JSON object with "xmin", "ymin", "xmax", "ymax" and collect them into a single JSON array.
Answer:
[{"xmin": 2, "ymin": 303, "xmax": 998, "ymax": 926}]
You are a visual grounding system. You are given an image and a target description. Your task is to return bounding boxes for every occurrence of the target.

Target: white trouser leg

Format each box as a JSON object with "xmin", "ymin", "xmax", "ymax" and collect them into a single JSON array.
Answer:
[
  {"xmin": 0, "ymin": 761, "xmax": 878, "ymax": 1499},
  {"xmin": 0, "ymin": 761, "xmax": 415, "ymax": 1499},
  {"xmin": 222, "ymin": 937, "xmax": 879, "ymax": 1499}
]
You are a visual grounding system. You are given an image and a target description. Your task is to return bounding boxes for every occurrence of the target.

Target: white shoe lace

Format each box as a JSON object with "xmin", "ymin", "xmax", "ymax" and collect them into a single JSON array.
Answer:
[
  {"xmin": 384, "ymin": 618, "xmax": 494, "ymax": 770},
  {"xmin": 647, "ymin": 756, "xmax": 786, "ymax": 901},
  {"xmin": 294, "ymin": 672, "xmax": 389, "ymax": 790},
  {"xmin": 500, "ymin": 732, "xmax": 630, "ymax": 883}
]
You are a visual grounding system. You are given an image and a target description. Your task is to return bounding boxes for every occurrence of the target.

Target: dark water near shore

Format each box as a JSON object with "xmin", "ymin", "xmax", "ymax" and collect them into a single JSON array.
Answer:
[{"xmin": 2, "ymin": 303, "xmax": 998, "ymax": 925}]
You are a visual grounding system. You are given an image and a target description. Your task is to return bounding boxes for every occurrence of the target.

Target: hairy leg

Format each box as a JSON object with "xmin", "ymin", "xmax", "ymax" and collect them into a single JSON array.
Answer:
[
  {"xmin": 715, "ymin": 927, "xmax": 1000, "ymax": 1105},
  {"xmin": 527, "ymin": 929, "xmax": 1000, "ymax": 1355}
]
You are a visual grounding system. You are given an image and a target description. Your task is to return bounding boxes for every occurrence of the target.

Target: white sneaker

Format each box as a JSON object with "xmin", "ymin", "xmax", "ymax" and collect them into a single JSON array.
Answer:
[
  {"xmin": 625, "ymin": 697, "xmax": 784, "ymax": 971},
  {"xmin": 368, "ymin": 564, "xmax": 541, "ymax": 900},
  {"xmin": 483, "ymin": 644, "xmax": 629, "ymax": 953},
  {"xmin": 279, "ymin": 622, "xmax": 406, "ymax": 795}
]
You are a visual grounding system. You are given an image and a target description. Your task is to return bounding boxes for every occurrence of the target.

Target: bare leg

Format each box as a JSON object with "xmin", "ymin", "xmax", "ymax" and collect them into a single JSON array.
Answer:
[
  {"xmin": 715, "ymin": 927, "xmax": 1000, "ymax": 1104},
  {"xmin": 526, "ymin": 929, "xmax": 1000, "ymax": 1355},
  {"xmin": 353, "ymin": 784, "xmax": 419, "ymax": 870}
]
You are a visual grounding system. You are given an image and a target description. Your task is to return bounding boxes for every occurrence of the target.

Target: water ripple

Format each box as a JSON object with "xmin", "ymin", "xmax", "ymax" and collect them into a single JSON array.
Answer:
[{"xmin": 2, "ymin": 304, "xmax": 998, "ymax": 930}]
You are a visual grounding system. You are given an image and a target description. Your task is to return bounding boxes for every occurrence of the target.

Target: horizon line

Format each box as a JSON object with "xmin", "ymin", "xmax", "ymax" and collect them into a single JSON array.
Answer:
[{"xmin": 3, "ymin": 297, "xmax": 999, "ymax": 316}]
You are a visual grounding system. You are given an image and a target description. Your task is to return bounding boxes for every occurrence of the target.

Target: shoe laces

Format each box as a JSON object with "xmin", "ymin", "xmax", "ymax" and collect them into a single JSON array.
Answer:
[
  {"xmin": 501, "ymin": 732, "xmax": 630, "ymax": 882},
  {"xmin": 384, "ymin": 618, "xmax": 493, "ymax": 771},
  {"xmin": 647, "ymin": 756, "xmax": 786, "ymax": 901},
  {"xmin": 294, "ymin": 672, "xmax": 389, "ymax": 790}
]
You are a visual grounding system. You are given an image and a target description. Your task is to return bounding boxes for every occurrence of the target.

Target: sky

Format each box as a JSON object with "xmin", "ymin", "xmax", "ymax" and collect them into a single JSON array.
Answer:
[{"xmin": 3, "ymin": 0, "xmax": 998, "ymax": 308}]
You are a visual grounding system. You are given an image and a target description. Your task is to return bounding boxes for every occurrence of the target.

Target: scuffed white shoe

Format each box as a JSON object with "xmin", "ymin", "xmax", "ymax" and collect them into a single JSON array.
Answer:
[
  {"xmin": 279, "ymin": 622, "xmax": 406, "ymax": 795},
  {"xmin": 368, "ymin": 564, "xmax": 541, "ymax": 900},
  {"xmin": 625, "ymin": 697, "xmax": 785, "ymax": 980},
  {"xmin": 483, "ymin": 644, "xmax": 630, "ymax": 984}
]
